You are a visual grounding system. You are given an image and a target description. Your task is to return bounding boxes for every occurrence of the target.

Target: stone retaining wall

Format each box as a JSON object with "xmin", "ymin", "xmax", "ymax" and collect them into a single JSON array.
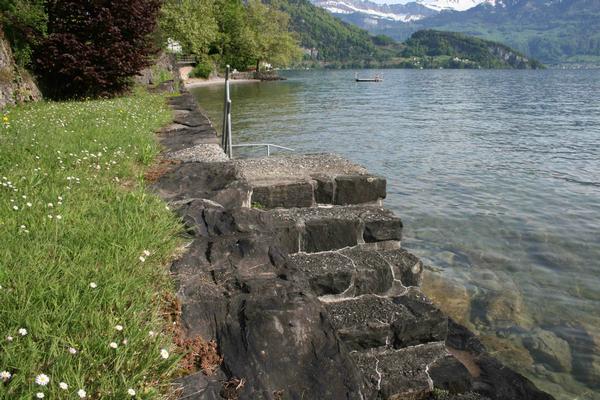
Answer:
[{"xmin": 152, "ymin": 90, "xmax": 554, "ymax": 400}]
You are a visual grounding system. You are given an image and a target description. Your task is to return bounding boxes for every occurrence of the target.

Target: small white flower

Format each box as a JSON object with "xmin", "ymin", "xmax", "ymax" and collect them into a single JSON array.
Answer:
[
  {"xmin": 160, "ymin": 348, "xmax": 169, "ymax": 359},
  {"xmin": 58, "ymin": 196, "xmax": 63, "ymax": 201},
  {"xmin": 68, "ymin": 347, "xmax": 77, "ymax": 354},
  {"xmin": 122, "ymin": 339, "xmax": 128, "ymax": 345},
  {"xmin": 26, "ymin": 202, "xmax": 32, "ymax": 207},
  {"xmin": 115, "ymin": 324, "xmax": 123, "ymax": 331},
  {"xmin": 148, "ymin": 331, "xmax": 155, "ymax": 337},
  {"xmin": 18, "ymin": 328, "xmax": 27, "ymax": 336},
  {"xmin": 77, "ymin": 389, "xmax": 87, "ymax": 398},
  {"xmin": 89, "ymin": 282, "xmax": 97, "ymax": 288},
  {"xmin": 109, "ymin": 342, "xmax": 118, "ymax": 349},
  {"xmin": 36, "ymin": 392, "xmax": 44, "ymax": 398},
  {"xmin": 35, "ymin": 373, "xmax": 50, "ymax": 386},
  {"xmin": 47, "ymin": 203, "xmax": 53, "ymax": 208},
  {"xmin": 47, "ymin": 215, "xmax": 53, "ymax": 219},
  {"xmin": 138, "ymin": 256, "xmax": 145, "ymax": 262},
  {"xmin": 56, "ymin": 215, "xmax": 62, "ymax": 220},
  {"xmin": 6, "ymin": 336, "xmax": 13, "ymax": 341},
  {"xmin": 59, "ymin": 382, "xmax": 68, "ymax": 390},
  {"xmin": 0, "ymin": 370, "xmax": 11, "ymax": 381},
  {"xmin": 12, "ymin": 205, "xmax": 18, "ymax": 211},
  {"xmin": 143, "ymin": 250, "xmax": 150, "ymax": 257},
  {"xmin": 128, "ymin": 388, "xmax": 136, "ymax": 396}
]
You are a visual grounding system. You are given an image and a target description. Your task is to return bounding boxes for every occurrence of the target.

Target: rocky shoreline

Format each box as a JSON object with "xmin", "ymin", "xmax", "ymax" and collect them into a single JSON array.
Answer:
[{"xmin": 152, "ymin": 89, "xmax": 554, "ymax": 400}]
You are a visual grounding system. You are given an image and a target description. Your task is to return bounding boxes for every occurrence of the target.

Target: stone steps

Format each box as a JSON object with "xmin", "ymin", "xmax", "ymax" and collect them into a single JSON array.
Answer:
[{"xmin": 236, "ymin": 154, "xmax": 386, "ymax": 208}]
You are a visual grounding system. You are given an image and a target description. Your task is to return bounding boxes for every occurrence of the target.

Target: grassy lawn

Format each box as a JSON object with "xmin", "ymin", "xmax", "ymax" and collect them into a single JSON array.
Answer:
[{"xmin": 0, "ymin": 89, "xmax": 183, "ymax": 399}]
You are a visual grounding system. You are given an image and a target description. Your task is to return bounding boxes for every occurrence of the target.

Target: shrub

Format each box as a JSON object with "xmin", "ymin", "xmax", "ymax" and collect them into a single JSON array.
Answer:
[
  {"xmin": 32, "ymin": 0, "xmax": 162, "ymax": 99},
  {"xmin": 190, "ymin": 60, "xmax": 213, "ymax": 79}
]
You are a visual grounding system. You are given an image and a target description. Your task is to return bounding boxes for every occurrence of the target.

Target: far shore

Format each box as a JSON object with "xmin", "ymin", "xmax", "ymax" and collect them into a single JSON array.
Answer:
[{"xmin": 184, "ymin": 77, "xmax": 260, "ymax": 89}]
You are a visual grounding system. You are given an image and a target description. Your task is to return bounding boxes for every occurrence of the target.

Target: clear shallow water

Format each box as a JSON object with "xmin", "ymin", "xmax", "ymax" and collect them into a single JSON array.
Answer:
[{"xmin": 191, "ymin": 69, "xmax": 600, "ymax": 399}]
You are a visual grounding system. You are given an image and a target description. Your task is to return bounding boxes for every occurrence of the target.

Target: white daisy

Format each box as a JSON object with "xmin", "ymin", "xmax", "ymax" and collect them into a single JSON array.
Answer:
[
  {"xmin": 138, "ymin": 256, "xmax": 145, "ymax": 262},
  {"xmin": 109, "ymin": 342, "xmax": 118, "ymax": 349},
  {"xmin": 89, "ymin": 282, "xmax": 97, "ymax": 288},
  {"xmin": 0, "ymin": 371, "xmax": 11, "ymax": 381},
  {"xmin": 68, "ymin": 347, "xmax": 77, "ymax": 354},
  {"xmin": 115, "ymin": 324, "xmax": 123, "ymax": 331},
  {"xmin": 143, "ymin": 250, "xmax": 150, "ymax": 257},
  {"xmin": 6, "ymin": 336, "xmax": 13, "ymax": 341},
  {"xmin": 160, "ymin": 348, "xmax": 169, "ymax": 359},
  {"xmin": 77, "ymin": 389, "xmax": 87, "ymax": 398},
  {"xmin": 59, "ymin": 382, "xmax": 68, "ymax": 390},
  {"xmin": 18, "ymin": 328, "xmax": 27, "ymax": 336},
  {"xmin": 36, "ymin": 392, "xmax": 44, "ymax": 398},
  {"xmin": 128, "ymin": 388, "xmax": 136, "ymax": 396},
  {"xmin": 35, "ymin": 373, "xmax": 50, "ymax": 386}
]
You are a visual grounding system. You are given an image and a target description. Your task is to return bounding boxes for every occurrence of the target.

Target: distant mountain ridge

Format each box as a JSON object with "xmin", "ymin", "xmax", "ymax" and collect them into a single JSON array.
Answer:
[{"xmin": 310, "ymin": 0, "xmax": 600, "ymax": 63}]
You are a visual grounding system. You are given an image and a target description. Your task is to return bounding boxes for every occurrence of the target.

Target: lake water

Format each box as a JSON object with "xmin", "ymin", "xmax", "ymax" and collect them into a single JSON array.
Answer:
[{"xmin": 191, "ymin": 69, "xmax": 600, "ymax": 399}]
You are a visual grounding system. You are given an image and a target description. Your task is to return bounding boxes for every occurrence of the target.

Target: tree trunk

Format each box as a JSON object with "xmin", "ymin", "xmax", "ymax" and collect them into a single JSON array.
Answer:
[{"xmin": 256, "ymin": 59, "xmax": 260, "ymax": 74}]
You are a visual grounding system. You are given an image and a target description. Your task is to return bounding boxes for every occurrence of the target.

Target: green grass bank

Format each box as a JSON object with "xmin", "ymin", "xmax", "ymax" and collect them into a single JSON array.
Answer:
[{"xmin": 0, "ymin": 89, "xmax": 183, "ymax": 399}]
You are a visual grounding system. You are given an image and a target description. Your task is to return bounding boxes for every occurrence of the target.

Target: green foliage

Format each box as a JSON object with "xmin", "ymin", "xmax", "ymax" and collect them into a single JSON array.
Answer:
[
  {"xmin": 0, "ymin": 89, "xmax": 182, "ymax": 398},
  {"xmin": 247, "ymin": 0, "xmax": 302, "ymax": 69},
  {"xmin": 190, "ymin": 60, "xmax": 214, "ymax": 78},
  {"xmin": 160, "ymin": 0, "xmax": 219, "ymax": 57},
  {"xmin": 400, "ymin": 30, "xmax": 543, "ymax": 69},
  {"xmin": 270, "ymin": 0, "xmax": 384, "ymax": 63},
  {"xmin": 214, "ymin": 0, "xmax": 257, "ymax": 70},
  {"xmin": 160, "ymin": 0, "xmax": 301, "ymax": 71},
  {"xmin": 0, "ymin": 0, "xmax": 47, "ymax": 67}
]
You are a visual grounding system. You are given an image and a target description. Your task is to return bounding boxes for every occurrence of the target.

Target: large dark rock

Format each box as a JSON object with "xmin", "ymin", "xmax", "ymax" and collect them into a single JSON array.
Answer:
[
  {"xmin": 334, "ymin": 175, "xmax": 386, "ymax": 205},
  {"xmin": 153, "ymin": 162, "xmax": 250, "ymax": 208},
  {"xmin": 324, "ymin": 292, "xmax": 447, "ymax": 351},
  {"xmin": 217, "ymin": 277, "xmax": 367, "ymax": 400},
  {"xmin": 429, "ymin": 354, "xmax": 473, "ymax": 394},
  {"xmin": 352, "ymin": 342, "xmax": 448, "ymax": 400},
  {"xmin": 251, "ymin": 181, "xmax": 315, "ymax": 209},
  {"xmin": 174, "ymin": 372, "xmax": 223, "ymax": 400}
]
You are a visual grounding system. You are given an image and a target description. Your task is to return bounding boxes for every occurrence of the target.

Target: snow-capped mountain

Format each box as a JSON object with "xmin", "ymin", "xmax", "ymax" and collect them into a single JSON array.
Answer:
[
  {"xmin": 417, "ymin": 0, "xmax": 493, "ymax": 12},
  {"xmin": 311, "ymin": 0, "xmax": 493, "ymax": 21},
  {"xmin": 312, "ymin": 0, "xmax": 436, "ymax": 22}
]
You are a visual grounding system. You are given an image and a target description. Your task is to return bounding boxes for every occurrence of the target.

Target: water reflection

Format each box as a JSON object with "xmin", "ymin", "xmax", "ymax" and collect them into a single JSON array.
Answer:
[{"xmin": 191, "ymin": 69, "xmax": 600, "ymax": 399}]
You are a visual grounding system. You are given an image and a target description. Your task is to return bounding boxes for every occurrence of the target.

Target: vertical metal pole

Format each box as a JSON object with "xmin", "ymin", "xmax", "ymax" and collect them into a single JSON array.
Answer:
[
  {"xmin": 227, "ymin": 98, "xmax": 232, "ymax": 158},
  {"xmin": 267, "ymin": 145, "xmax": 270, "ymax": 157},
  {"xmin": 221, "ymin": 65, "xmax": 230, "ymax": 150}
]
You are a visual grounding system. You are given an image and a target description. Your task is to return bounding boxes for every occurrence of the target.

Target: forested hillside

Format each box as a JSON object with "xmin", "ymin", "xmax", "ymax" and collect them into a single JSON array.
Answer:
[
  {"xmin": 268, "ymin": 0, "xmax": 386, "ymax": 64},
  {"xmin": 400, "ymin": 30, "xmax": 544, "ymax": 69}
]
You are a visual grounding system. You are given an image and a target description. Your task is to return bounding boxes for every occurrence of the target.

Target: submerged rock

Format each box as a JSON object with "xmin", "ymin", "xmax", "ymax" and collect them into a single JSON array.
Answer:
[{"xmin": 523, "ymin": 328, "xmax": 572, "ymax": 373}]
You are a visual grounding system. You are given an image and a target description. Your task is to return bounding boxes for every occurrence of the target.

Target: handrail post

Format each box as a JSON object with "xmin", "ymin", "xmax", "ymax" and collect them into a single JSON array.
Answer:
[{"xmin": 221, "ymin": 65, "xmax": 230, "ymax": 152}]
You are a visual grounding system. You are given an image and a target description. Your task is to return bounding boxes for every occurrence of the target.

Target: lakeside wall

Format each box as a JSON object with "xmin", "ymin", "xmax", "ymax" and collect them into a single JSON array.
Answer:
[{"xmin": 151, "ymin": 85, "xmax": 554, "ymax": 400}]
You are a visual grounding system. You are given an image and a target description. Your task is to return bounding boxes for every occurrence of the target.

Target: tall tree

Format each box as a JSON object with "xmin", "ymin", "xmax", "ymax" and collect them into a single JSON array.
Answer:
[
  {"xmin": 246, "ymin": 0, "xmax": 301, "ymax": 71},
  {"xmin": 33, "ymin": 0, "xmax": 162, "ymax": 98},
  {"xmin": 214, "ymin": 0, "xmax": 256, "ymax": 70},
  {"xmin": 160, "ymin": 0, "xmax": 218, "ymax": 57}
]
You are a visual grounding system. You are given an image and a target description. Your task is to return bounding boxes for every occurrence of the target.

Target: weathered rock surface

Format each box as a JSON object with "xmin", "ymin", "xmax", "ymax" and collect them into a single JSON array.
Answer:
[
  {"xmin": 0, "ymin": 28, "xmax": 41, "ymax": 108},
  {"xmin": 155, "ymin": 92, "xmax": 554, "ymax": 400}
]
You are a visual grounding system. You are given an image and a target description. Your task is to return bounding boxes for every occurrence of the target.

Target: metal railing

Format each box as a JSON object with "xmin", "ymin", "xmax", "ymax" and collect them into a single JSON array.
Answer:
[
  {"xmin": 220, "ymin": 65, "xmax": 294, "ymax": 159},
  {"xmin": 232, "ymin": 143, "xmax": 294, "ymax": 157}
]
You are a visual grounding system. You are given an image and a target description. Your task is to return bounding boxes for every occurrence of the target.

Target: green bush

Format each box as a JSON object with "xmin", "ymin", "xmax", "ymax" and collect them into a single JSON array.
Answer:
[{"xmin": 190, "ymin": 61, "xmax": 213, "ymax": 79}]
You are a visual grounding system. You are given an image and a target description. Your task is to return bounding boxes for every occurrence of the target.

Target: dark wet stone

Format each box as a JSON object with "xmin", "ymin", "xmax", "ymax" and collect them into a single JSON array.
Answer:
[
  {"xmin": 352, "ymin": 342, "xmax": 447, "ymax": 400},
  {"xmin": 378, "ymin": 248, "xmax": 424, "ymax": 287},
  {"xmin": 251, "ymin": 181, "xmax": 315, "ymax": 209},
  {"xmin": 392, "ymin": 288, "xmax": 448, "ymax": 347},
  {"xmin": 218, "ymin": 278, "xmax": 367, "ymax": 400},
  {"xmin": 287, "ymin": 251, "xmax": 354, "ymax": 296},
  {"xmin": 324, "ymin": 292, "xmax": 447, "ymax": 351},
  {"xmin": 175, "ymin": 372, "xmax": 223, "ymax": 400},
  {"xmin": 334, "ymin": 175, "xmax": 386, "ymax": 205},
  {"xmin": 313, "ymin": 174, "xmax": 334, "ymax": 204},
  {"xmin": 174, "ymin": 111, "xmax": 212, "ymax": 128},
  {"xmin": 159, "ymin": 127, "xmax": 220, "ymax": 151},
  {"xmin": 152, "ymin": 162, "xmax": 250, "ymax": 208},
  {"xmin": 429, "ymin": 354, "xmax": 473, "ymax": 394}
]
